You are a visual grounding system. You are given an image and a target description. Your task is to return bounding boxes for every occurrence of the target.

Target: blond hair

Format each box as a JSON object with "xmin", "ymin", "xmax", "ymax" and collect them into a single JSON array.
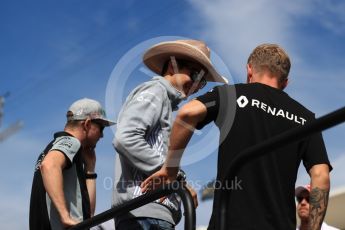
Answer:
[{"xmin": 247, "ymin": 44, "xmax": 291, "ymax": 83}]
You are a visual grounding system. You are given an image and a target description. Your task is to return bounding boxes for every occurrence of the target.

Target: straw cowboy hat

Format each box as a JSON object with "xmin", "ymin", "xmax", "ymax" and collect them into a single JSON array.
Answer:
[{"xmin": 143, "ymin": 39, "xmax": 228, "ymax": 84}]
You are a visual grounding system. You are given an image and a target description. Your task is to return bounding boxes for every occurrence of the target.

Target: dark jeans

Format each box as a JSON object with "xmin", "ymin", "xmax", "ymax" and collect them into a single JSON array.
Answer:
[{"xmin": 116, "ymin": 217, "xmax": 175, "ymax": 230}]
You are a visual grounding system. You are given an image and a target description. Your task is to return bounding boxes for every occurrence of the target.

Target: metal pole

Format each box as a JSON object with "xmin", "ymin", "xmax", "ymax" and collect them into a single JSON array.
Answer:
[{"xmin": 69, "ymin": 182, "xmax": 196, "ymax": 230}]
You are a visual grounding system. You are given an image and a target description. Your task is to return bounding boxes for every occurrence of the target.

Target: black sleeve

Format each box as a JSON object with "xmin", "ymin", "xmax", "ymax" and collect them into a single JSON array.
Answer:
[
  {"xmin": 302, "ymin": 131, "xmax": 333, "ymax": 173},
  {"xmin": 195, "ymin": 86, "xmax": 220, "ymax": 130}
]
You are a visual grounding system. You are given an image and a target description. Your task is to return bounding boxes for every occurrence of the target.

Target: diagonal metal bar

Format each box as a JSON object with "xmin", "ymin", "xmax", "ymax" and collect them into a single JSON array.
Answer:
[
  {"xmin": 69, "ymin": 182, "xmax": 195, "ymax": 230},
  {"xmin": 218, "ymin": 106, "xmax": 345, "ymax": 230}
]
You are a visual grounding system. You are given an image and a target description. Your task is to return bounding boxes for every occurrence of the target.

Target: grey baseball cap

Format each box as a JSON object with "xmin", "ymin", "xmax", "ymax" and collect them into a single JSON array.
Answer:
[{"xmin": 66, "ymin": 98, "xmax": 115, "ymax": 126}]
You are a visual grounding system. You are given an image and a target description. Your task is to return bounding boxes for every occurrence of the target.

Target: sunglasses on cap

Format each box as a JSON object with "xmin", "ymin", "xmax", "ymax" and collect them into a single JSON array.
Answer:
[{"xmin": 296, "ymin": 196, "xmax": 309, "ymax": 203}]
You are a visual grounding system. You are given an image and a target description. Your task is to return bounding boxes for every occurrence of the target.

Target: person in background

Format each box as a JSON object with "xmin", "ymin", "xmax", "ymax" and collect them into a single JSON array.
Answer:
[{"xmin": 296, "ymin": 185, "xmax": 339, "ymax": 230}]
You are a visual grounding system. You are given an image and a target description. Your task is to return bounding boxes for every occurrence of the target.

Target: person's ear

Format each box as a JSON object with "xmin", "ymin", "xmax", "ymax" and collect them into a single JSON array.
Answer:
[
  {"xmin": 83, "ymin": 119, "xmax": 92, "ymax": 131},
  {"xmin": 246, "ymin": 64, "xmax": 253, "ymax": 83}
]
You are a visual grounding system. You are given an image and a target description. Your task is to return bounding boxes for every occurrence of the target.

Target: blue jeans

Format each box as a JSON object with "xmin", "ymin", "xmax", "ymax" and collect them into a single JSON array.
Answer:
[{"xmin": 116, "ymin": 217, "xmax": 175, "ymax": 230}]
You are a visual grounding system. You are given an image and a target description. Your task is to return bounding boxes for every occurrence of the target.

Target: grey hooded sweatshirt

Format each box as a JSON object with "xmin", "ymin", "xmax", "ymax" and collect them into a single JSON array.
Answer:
[{"xmin": 112, "ymin": 76, "xmax": 185, "ymax": 226}]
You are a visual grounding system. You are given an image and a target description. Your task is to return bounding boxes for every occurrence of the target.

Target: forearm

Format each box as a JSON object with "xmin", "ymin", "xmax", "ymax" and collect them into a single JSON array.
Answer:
[
  {"xmin": 141, "ymin": 100, "xmax": 207, "ymax": 192},
  {"xmin": 83, "ymin": 148, "xmax": 96, "ymax": 216},
  {"xmin": 164, "ymin": 100, "xmax": 207, "ymax": 173},
  {"xmin": 84, "ymin": 158, "xmax": 96, "ymax": 216},
  {"xmin": 164, "ymin": 118, "xmax": 195, "ymax": 169},
  {"xmin": 140, "ymin": 101, "xmax": 207, "ymax": 192},
  {"xmin": 86, "ymin": 178, "xmax": 96, "ymax": 216},
  {"xmin": 309, "ymin": 164, "xmax": 330, "ymax": 230},
  {"xmin": 41, "ymin": 163, "xmax": 70, "ymax": 221}
]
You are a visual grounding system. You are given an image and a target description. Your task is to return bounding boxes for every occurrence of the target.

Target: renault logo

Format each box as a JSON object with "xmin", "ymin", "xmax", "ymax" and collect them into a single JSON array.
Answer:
[{"xmin": 237, "ymin": 95, "xmax": 249, "ymax": 108}]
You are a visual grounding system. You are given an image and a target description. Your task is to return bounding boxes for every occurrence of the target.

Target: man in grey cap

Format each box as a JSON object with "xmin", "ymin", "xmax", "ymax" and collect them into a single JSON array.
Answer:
[
  {"xmin": 112, "ymin": 39, "xmax": 227, "ymax": 229},
  {"xmin": 29, "ymin": 98, "xmax": 115, "ymax": 230}
]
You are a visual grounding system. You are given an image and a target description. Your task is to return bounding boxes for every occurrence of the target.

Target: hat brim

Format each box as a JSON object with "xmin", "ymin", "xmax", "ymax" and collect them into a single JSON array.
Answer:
[
  {"xmin": 93, "ymin": 118, "xmax": 116, "ymax": 127},
  {"xmin": 143, "ymin": 41, "xmax": 228, "ymax": 84}
]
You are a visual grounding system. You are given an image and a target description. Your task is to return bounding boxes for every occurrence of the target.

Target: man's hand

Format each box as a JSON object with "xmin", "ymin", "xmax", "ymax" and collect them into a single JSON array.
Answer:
[
  {"xmin": 141, "ymin": 166, "xmax": 179, "ymax": 193},
  {"xmin": 61, "ymin": 214, "xmax": 80, "ymax": 228},
  {"xmin": 185, "ymin": 183, "xmax": 198, "ymax": 208},
  {"xmin": 141, "ymin": 166, "xmax": 200, "ymax": 208}
]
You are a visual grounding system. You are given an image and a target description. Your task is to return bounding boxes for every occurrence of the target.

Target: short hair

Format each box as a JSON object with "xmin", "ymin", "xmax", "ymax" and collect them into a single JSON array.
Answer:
[
  {"xmin": 247, "ymin": 44, "xmax": 291, "ymax": 83},
  {"xmin": 65, "ymin": 120, "xmax": 83, "ymax": 129}
]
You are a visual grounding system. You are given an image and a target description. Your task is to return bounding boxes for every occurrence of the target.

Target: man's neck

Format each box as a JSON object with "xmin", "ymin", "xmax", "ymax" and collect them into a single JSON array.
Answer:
[
  {"xmin": 253, "ymin": 77, "xmax": 280, "ymax": 89},
  {"xmin": 250, "ymin": 72, "xmax": 282, "ymax": 89},
  {"xmin": 64, "ymin": 128, "xmax": 84, "ymax": 145}
]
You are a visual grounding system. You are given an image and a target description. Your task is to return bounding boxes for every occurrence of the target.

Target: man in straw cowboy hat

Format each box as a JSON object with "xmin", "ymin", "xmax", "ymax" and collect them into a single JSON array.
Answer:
[
  {"xmin": 142, "ymin": 43, "xmax": 332, "ymax": 230},
  {"xmin": 112, "ymin": 39, "xmax": 227, "ymax": 229}
]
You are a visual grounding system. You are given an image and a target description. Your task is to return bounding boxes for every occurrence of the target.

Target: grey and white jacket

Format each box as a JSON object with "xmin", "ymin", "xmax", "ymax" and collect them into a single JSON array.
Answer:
[{"xmin": 112, "ymin": 76, "xmax": 185, "ymax": 226}]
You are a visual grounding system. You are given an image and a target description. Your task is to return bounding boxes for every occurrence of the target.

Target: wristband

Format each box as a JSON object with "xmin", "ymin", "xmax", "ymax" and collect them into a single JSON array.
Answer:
[{"xmin": 85, "ymin": 172, "xmax": 97, "ymax": 179}]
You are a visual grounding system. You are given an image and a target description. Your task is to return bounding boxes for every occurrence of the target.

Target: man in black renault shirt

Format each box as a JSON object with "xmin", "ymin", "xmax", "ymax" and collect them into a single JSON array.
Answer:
[{"xmin": 142, "ymin": 44, "xmax": 332, "ymax": 230}]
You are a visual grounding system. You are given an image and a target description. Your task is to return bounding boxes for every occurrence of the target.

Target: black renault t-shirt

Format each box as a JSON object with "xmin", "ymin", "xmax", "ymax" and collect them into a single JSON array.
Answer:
[{"xmin": 196, "ymin": 83, "xmax": 332, "ymax": 230}]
